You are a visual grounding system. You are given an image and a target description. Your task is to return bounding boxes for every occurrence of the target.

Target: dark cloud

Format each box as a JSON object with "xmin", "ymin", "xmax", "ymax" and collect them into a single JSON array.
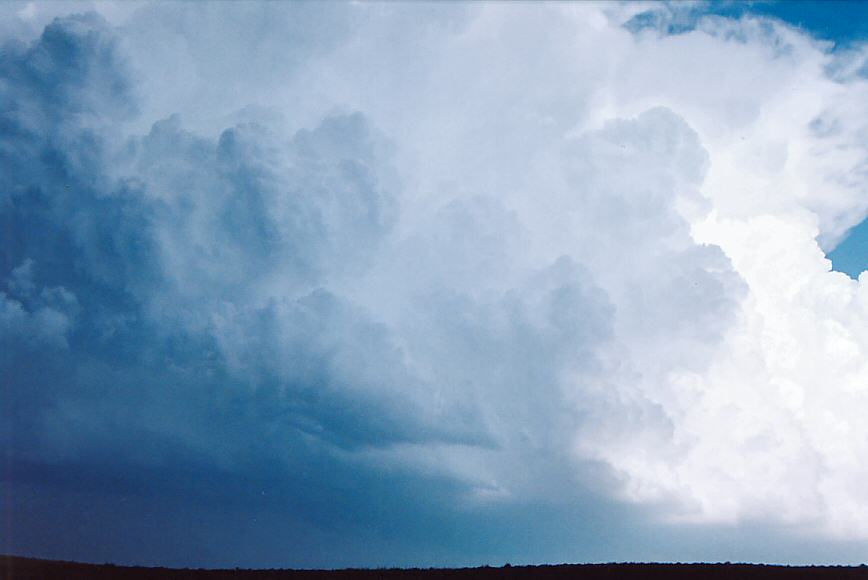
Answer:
[
  {"xmin": 0, "ymin": 13, "xmax": 423, "ymax": 488},
  {"xmin": 0, "ymin": 17, "xmax": 538, "ymax": 559}
]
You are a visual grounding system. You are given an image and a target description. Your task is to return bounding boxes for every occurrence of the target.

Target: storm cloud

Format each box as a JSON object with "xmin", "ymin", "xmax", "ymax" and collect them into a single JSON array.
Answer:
[{"xmin": 3, "ymin": 1, "xmax": 868, "ymax": 568}]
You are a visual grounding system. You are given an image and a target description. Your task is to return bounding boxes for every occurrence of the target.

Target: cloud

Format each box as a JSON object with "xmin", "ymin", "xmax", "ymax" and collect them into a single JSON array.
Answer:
[{"xmin": 3, "ymin": 2, "xmax": 868, "ymax": 567}]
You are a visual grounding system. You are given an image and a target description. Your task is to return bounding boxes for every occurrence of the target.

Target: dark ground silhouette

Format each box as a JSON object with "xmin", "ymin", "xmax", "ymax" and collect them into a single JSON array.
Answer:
[{"xmin": 4, "ymin": 556, "xmax": 868, "ymax": 580}]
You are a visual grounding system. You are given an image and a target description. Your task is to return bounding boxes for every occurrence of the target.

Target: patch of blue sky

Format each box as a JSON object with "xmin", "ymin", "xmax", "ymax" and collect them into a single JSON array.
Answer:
[
  {"xmin": 828, "ymin": 217, "xmax": 868, "ymax": 279},
  {"xmin": 626, "ymin": 1, "xmax": 868, "ymax": 48}
]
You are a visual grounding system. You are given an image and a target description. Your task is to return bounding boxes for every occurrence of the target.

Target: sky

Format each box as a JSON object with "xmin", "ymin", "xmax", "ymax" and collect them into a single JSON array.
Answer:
[{"xmin": 2, "ymin": 0, "xmax": 868, "ymax": 570}]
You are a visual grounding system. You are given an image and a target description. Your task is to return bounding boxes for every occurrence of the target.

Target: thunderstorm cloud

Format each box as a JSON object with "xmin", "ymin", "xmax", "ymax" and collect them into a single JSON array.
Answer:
[{"xmin": 3, "ymin": 1, "xmax": 868, "ymax": 568}]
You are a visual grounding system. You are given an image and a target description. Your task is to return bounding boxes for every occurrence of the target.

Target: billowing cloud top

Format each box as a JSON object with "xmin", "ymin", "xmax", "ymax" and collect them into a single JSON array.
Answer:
[{"xmin": 3, "ymin": 0, "xmax": 868, "ymax": 569}]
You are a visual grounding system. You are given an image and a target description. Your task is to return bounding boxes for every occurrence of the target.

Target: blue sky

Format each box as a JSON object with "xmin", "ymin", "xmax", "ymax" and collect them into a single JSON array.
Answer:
[
  {"xmin": 829, "ymin": 219, "xmax": 868, "ymax": 278},
  {"xmin": 2, "ymin": 0, "xmax": 868, "ymax": 569},
  {"xmin": 727, "ymin": 1, "xmax": 868, "ymax": 45},
  {"xmin": 629, "ymin": 0, "xmax": 868, "ymax": 46}
]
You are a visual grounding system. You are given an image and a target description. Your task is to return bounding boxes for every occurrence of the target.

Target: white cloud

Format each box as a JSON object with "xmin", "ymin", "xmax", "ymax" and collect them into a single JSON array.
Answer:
[{"xmin": 5, "ymin": 0, "xmax": 868, "ymax": 553}]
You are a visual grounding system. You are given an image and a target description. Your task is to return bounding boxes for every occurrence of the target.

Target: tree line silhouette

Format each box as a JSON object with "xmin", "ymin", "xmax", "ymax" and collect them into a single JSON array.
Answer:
[{"xmin": 4, "ymin": 556, "xmax": 868, "ymax": 580}]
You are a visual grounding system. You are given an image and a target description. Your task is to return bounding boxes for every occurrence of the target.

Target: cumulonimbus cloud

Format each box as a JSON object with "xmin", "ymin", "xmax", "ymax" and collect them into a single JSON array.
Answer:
[{"xmin": 3, "ymin": 2, "xmax": 868, "ymax": 563}]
